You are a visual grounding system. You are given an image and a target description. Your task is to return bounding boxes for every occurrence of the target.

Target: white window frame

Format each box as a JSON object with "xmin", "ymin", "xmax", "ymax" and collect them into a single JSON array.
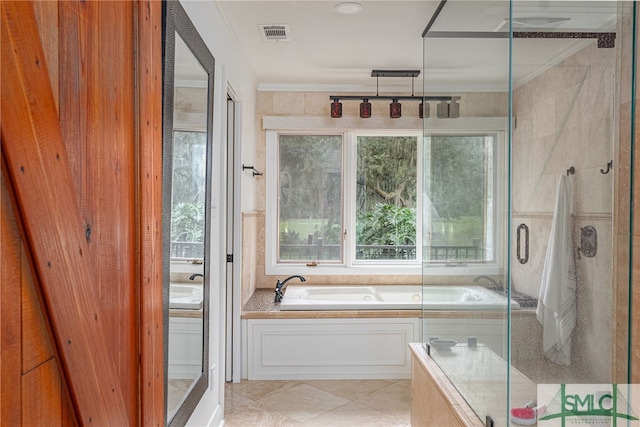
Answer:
[{"xmin": 264, "ymin": 117, "xmax": 508, "ymax": 276}]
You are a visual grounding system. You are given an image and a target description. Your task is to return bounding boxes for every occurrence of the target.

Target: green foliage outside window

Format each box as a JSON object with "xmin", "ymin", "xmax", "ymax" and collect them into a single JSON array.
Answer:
[
  {"xmin": 356, "ymin": 203, "xmax": 416, "ymax": 246},
  {"xmin": 171, "ymin": 202, "xmax": 204, "ymax": 242}
]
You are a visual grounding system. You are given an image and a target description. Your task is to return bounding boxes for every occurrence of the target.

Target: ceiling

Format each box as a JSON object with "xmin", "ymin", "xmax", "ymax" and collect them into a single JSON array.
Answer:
[{"xmin": 213, "ymin": 1, "xmax": 619, "ymax": 93}]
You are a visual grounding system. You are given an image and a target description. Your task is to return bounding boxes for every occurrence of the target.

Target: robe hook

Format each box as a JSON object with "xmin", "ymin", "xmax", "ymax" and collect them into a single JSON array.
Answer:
[{"xmin": 600, "ymin": 160, "xmax": 613, "ymax": 174}]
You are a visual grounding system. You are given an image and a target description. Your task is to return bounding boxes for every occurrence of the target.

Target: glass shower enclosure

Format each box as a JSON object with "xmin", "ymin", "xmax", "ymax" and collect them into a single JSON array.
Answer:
[{"xmin": 421, "ymin": 1, "xmax": 634, "ymax": 425}]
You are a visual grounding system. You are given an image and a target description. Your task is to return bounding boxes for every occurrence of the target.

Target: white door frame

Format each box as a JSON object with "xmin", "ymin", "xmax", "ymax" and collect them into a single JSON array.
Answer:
[{"xmin": 225, "ymin": 86, "xmax": 243, "ymax": 383}]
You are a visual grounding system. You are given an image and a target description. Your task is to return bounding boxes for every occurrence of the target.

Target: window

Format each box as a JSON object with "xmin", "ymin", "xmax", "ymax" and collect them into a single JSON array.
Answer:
[
  {"xmin": 423, "ymin": 134, "xmax": 497, "ymax": 264},
  {"xmin": 277, "ymin": 135, "xmax": 343, "ymax": 263},
  {"xmin": 355, "ymin": 135, "xmax": 418, "ymax": 262},
  {"xmin": 265, "ymin": 124, "xmax": 505, "ymax": 275},
  {"xmin": 170, "ymin": 130, "xmax": 206, "ymax": 259}
]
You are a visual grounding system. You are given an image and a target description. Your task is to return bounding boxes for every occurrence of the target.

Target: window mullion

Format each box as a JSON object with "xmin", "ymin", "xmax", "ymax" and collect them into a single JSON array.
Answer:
[{"xmin": 344, "ymin": 131, "xmax": 355, "ymax": 267}]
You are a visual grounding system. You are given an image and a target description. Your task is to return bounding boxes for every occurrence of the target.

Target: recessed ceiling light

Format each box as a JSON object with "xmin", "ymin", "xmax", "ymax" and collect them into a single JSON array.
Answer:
[{"xmin": 333, "ymin": 2, "xmax": 364, "ymax": 16}]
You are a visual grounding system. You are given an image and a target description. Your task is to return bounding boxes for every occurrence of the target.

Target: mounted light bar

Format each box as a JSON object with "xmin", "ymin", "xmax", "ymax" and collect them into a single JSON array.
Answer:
[{"xmin": 329, "ymin": 69, "xmax": 461, "ymax": 119}]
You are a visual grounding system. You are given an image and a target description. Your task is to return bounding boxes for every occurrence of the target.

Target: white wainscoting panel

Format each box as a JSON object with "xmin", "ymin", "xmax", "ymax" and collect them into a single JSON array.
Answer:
[
  {"xmin": 168, "ymin": 316, "xmax": 203, "ymax": 379},
  {"xmin": 247, "ymin": 318, "xmax": 419, "ymax": 380}
]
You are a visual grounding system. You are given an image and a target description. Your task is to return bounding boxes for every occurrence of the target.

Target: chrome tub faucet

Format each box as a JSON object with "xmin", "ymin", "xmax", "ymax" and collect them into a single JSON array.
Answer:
[{"xmin": 274, "ymin": 275, "xmax": 306, "ymax": 303}]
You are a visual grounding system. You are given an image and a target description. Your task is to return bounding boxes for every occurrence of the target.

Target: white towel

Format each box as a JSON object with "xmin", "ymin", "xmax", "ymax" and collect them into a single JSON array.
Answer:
[{"xmin": 536, "ymin": 175, "xmax": 577, "ymax": 366}]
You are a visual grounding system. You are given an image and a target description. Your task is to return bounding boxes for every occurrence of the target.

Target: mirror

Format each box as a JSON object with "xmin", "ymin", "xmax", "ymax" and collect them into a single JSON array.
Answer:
[{"xmin": 162, "ymin": 1, "xmax": 214, "ymax": 425}]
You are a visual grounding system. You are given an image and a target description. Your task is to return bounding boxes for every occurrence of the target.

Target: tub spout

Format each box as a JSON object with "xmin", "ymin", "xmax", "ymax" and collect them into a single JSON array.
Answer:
[
  {"xmin": 274, "ymin": 275, "xmax": 306, "ymax": 303},
  {"xmin": 472, "ymin": 275, "xmax": 504, "ymax": 292}
]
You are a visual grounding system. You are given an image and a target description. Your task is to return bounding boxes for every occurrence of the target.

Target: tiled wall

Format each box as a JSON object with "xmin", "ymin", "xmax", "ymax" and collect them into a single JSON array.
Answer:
[{"xmin": 511, "ymin": 40, "xmax": 622, "ymax": 382}]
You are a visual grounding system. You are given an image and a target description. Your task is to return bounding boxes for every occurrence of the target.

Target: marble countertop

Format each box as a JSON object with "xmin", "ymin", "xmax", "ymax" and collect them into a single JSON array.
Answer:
[
  {"xmin": 242, "ymin": 289, "xmax": 422, "ymax": 319},
  {"xmin": 242, "ymin": 288, "xmax": 535, "ymax": 320}
]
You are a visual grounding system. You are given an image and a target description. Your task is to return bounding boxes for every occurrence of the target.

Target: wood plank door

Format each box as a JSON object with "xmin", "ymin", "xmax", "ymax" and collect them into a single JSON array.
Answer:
[{"xmin": 1, "ymin": 1, "xmax": 163, "ymax": 425}]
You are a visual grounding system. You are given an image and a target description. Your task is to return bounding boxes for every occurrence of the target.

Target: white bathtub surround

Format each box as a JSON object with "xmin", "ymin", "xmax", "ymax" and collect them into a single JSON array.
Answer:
[
  {"xmin": 168, "ymin": 315, "xmax": 203, "ymax": 379},
  {"xmin": 245, "ymin": 317, "xmax": 419, "ymax": 380},
  {"xmin": 168, "ymin": 284, "xmax": 204, "ymax": 378},
  {"xmin": 280, "ymin": 284, "xmax": 519, "ymax": 311},
  {"xmin": 242, "ymin": 288, "xmax": 518, "ymax": 380}
]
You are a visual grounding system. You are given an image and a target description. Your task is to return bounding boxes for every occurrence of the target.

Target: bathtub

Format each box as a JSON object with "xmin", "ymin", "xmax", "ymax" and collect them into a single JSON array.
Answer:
[
  {"xmin": 279, "ymin": 284, "xmax": 520, "ymax": 311},
  {"xmin": 169, "ymin": 283, "xmax": 203, "ymax": 310}
]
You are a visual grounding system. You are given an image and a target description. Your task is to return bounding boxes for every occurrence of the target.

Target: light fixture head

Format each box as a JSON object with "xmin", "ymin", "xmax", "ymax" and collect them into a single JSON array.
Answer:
[
  {"xmin": 449, "ymin": 99, "xmax": 460, "ymax": 119},
  {"xmin": 390, "ymin": 99, "xmax": 401, "ymax": 119},
  {"xmin": 436, "ymin": 100, "xmax": 449, "ymax": 119},
  {"xmin": 419, "ymin": 101, "xmax": 430, "ymax": 119},
  {"xmin": 332, "ymin": 2, "xmax": 364, "ymax": 15},
  {"xmin": 331, "ymin": 99, "xmax": 342, "ymax": 118},
  {"xmin": 360, "ymin": 99, "xmax": 371, "ymax": 118}
]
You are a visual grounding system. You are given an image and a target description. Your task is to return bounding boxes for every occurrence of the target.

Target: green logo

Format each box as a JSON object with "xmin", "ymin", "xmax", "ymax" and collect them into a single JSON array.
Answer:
[{"xmin": 538, "ymin": 384, "xmax": 639, "ymax": 426}]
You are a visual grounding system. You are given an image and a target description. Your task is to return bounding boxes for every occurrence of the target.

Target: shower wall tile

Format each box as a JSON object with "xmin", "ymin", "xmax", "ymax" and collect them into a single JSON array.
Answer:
[
  {"xmin": 613, "ymin": 235, "xmax": 630, "ymax": 382},
  {"xmin": 574, "ymin": 218, "xmax": 613, "ymax": 382},
  {"xmin": 514, "ymin": 110, "xmax": 534, "ymax": 145},
  {"xmin": 304, "ymin": 93, "xmax": 329, "ymax": 116},
  {"xmin": 587, "ymin": 117, "xmax": 613, "ymax": 169},
  {"xmin": 590, "ymin": 43, "xmax": 615, "ymax": 80},
  {"xmin": 256, "ymin": 91, "xmax": 273, "ymax": 115},
  {"xmin": 526, "ymin": 73, "xmax": 548, "ymax": 108},
  {"xmin": 242, "ymin": 213, "xmax": 260, "ymax": 306},
  {"xmin": 460, "ymin": 92, "xmax": 508, "ymax": 117},
  {"xmin": 545, "ymin": 61, "xmax": 589, "ymax": 101},
  {"xmin": 532, "ymin": 97, "xmax": 556, "ymax": 140},
  {"xmin": 272, "ymin": 92, "xmax": 306, "ymax": 115},
  {"xmin": 554, "ymin": 82, "xmax": 581, "ymax": 132}
]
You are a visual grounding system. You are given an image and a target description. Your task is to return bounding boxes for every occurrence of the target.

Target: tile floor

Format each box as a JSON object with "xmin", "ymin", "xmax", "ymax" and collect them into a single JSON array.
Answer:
[{"xmin": 224, "ymin": 379, "xmax": 411, "ymax": 426}]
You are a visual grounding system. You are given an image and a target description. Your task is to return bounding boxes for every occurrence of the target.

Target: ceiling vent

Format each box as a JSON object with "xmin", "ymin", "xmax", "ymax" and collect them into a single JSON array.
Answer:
[{"xmin": 259, "ymin": 24, "xmax": 291, "ymax": 42}]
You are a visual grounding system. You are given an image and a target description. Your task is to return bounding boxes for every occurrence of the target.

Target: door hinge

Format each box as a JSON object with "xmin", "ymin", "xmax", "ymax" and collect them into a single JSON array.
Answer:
[{"xmin": 226, "ymin": 254, "xmax": 233, "ymax": 263}]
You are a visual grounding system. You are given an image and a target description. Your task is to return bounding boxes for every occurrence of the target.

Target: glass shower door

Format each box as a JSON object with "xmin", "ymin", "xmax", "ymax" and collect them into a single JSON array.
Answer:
[
  {"xmin": 422, "ymin": 1, "xmax": 512, "ymax": 424},
  {"xmin": 509, "ymin": 1, "xmax": 634, "ymax": 425},
  {"xmin": 421, "ymin": 1, "xmax": 635, "ymax": 426}
]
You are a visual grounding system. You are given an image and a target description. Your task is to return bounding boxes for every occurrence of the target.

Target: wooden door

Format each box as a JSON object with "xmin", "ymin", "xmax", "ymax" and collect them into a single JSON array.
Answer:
[{"xmin": 1, "ymin": 1, "xmax": 163, "ymax": 425}]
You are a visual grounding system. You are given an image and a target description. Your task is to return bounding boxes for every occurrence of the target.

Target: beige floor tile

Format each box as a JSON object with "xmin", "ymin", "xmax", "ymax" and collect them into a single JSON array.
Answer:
[
  {"xmin": 355, "ymin": 382, "xmax": 412, "ymax": 423},
  {"xmin": 256, "ymin": 383, "xmax": 350, "ymax": 423},
  {"xmin": 225, "ymin": 390, "xmax": 254, "ymax": 412},
  {"xmin": 301, "ymin": 402, "xmax": 410, "ymax": 427},
  {"xmin": 394, "ymin": 379, "xmax": 411, "ymax": 388},
  {"xmin": 302, "ymin": 379, "xmax": 394, "ymax": 401},
  {"xmin": 224, "ymin": 402, "xmax": 301, "ymax": 427},
  {"xmin": 224, "ymin": 379, "xmax": 412, "ymax": 427},
  {"xmin": 167, "ymin": 378, "xmax": 194, "ymax": 418},
  {"xmin": 229, "ymin": 380, "xmax": 303, "ymax": 400}
]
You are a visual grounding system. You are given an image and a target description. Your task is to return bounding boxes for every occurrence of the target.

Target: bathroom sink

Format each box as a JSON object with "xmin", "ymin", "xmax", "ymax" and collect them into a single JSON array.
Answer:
[{"xmin": 169, "ymin": 284, "xmax": 203, "ymax": 310}]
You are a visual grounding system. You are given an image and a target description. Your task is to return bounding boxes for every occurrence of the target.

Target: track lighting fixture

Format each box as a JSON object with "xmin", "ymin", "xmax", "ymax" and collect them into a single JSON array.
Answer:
[
  {"xmin": 389, "ymin": 99, "xmax": 401, "ymax": 119},
  {"xmin": 436, "ymin": 100, "xmax": 448, "ymax": 119},
  {"xmin": 329, "ymin": 70, "xmax": 461, "ymax": 119},
  {"xmin": 419, "ymin": 101, "xmax": 430, "ymax": 119},
  {"xmin": 449, "ymin": 98, "xmax": 460, "ymax": 118},
  {"xmin": 331, "ymin": 99, "xmax": 342, "ymax": 118},
  {"xmin": 359, "ymin": 99, "xmax": 371, "ymax": 118}
]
